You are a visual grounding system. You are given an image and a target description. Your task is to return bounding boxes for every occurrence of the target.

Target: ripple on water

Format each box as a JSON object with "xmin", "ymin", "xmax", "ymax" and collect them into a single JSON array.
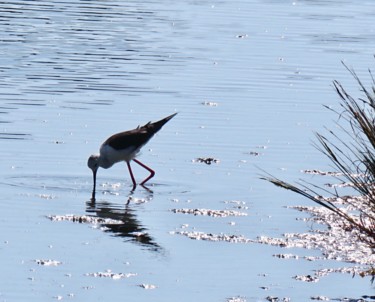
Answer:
[{"xmin": 0, "ymin": 132, "xmax": 31, "ymax": 140}]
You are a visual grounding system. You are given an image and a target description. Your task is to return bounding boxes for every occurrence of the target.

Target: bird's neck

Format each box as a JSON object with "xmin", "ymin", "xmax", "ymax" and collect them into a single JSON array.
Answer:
[{"xmin": 98, "ymin": 155, "xmax": 113, "ymax": 169}]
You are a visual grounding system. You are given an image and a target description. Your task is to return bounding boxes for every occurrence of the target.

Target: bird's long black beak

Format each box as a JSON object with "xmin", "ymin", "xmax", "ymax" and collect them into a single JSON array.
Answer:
[{"xmin": 91, "ymin": 169, "xmax": 97, "ymax": 201}]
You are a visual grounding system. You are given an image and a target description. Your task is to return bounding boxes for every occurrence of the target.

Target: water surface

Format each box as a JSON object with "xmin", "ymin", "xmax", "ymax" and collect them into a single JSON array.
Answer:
[{"xmin": 1, "ymin": 1, "xmax": 375, "ymax": 301}]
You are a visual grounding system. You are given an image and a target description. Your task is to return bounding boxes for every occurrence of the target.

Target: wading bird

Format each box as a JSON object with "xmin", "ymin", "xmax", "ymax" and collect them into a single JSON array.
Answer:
[{"xmin": 88, "ymin": 113, "xmax": 177, "ymax": 198}]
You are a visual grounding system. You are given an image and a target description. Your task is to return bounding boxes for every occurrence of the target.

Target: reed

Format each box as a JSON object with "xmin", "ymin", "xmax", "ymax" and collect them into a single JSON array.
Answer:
[{"xmin": 262, "ymin": 62, "xmax": 375, "ymax": 261}]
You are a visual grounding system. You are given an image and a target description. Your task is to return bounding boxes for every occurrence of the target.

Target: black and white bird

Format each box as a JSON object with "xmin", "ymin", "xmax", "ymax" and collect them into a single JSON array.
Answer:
[{"xmin": 88, "ymin": 113, "xmax": 177, "ymax": 197}]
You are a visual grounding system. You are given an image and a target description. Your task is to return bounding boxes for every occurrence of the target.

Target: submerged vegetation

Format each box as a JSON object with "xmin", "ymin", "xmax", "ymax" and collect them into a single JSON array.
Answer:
[{"xmin": 263, "ymin": 62, "xmax": 375, "ymax": 278}]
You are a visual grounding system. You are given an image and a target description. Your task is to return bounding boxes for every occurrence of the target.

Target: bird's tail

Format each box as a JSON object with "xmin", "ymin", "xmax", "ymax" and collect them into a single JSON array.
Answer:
[{"xmin": 146, "ymin": 112, "xmax": 177, "ymax": 134}]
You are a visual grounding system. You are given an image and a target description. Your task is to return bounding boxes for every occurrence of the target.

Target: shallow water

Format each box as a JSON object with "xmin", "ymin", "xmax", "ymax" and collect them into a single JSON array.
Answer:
[{"xmin": 1, "ymin": 0, "xmax": 375, "ymax": 301}]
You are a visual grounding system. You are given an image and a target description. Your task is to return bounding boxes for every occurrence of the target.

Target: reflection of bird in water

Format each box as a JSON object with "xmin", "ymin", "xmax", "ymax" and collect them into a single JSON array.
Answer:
[
  {"xmin": 86, "ymin": 199, "xmax": 163, "ymax": 253},
  {"xmin": 87, "ymin": 113, "xmax": 177, "ymax": 199}
]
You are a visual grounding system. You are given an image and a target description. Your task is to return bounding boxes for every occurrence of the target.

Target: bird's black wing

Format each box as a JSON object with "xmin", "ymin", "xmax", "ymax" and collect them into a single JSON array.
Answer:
[
  {"xmin": 105, "ymin": 128, "xmax": 153, "ymax": 151},
  {"xmin": 105, "ymin": 113, "xmax": 177, "ymax": 151}
]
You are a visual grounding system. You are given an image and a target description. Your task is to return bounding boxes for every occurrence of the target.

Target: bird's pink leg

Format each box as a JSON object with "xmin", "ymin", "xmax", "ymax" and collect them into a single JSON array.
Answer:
[
  {"xmin": 133, "ymin": 158, "xmax": 155, "ymax": 185},
  {"xmin": 126, "ymin": 162, "xmax": 137, "ymax": 189}
]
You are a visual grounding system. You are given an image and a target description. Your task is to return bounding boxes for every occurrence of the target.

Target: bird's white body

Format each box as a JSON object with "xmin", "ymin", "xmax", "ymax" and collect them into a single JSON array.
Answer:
[{"xmin": 98, "ymin": 143, "xmax": 139, "ymax": 169}]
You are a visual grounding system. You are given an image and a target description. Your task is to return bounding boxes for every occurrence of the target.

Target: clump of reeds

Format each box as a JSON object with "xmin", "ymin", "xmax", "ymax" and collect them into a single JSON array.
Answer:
[{"xmin": 262, "ymin": 62, "xmax": 375, "ymax": 261}]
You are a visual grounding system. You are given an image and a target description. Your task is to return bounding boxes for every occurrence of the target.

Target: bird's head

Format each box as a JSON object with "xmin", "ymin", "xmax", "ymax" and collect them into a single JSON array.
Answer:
[
  {"xmin": 87, "ymin": 154, "xmax": 100, "ymax": 173},
  {"xmin": 88, "ymin": 154, "xmax": 100, "ymax": 200}
]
